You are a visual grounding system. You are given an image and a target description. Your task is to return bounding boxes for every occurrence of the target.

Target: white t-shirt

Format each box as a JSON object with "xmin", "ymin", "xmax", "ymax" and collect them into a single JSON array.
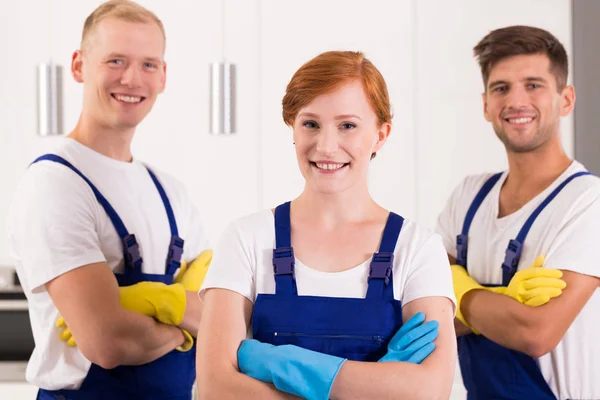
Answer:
[
  {"xmin": 436, "ymin": 160, "xmax": 600, "ymax": 400},
  {"xmin": 6, "ymin": 138, "xmax": 210, "ymax": 390},
  {"xmin": 200, "ymin": 208, "xmax": 456, "ymax": 324}
]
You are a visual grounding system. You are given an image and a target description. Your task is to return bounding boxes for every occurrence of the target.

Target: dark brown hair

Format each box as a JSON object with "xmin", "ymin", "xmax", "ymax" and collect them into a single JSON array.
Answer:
[{"xmin": 473, "ymin": 25, "xmax": 568, "ymax": 92}]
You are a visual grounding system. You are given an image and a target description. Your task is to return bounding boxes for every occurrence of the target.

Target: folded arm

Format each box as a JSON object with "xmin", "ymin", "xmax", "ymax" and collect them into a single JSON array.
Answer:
[
  {"xmin": 195, "ymin": 288, "xmax": 299, "ymax": 400},
  {"xmin": 47, "ymin": 262, "xmax": 187, "ymax": 369},
  {"xmin": 329, "ymin": 296, "xmax": 456, "ymax": 400},
  {"xmin": 462, "ymin": 269, "xmax": 599, "ymax": 357}
]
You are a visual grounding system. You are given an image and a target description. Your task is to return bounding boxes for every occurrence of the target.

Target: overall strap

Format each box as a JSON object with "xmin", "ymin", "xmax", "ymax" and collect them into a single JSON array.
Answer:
[
  {"xmin": 145, "ymin": 168, "xmax": 184, "ymax": 276},
  {"xmin": 273, "ymin": 202, "xmax": 297, "ymax": 296},
  {"xmin": 456, "ymin": 173, "xmax": 503, "ymax": 269},
  {"xmin": 366, "ymin": 212, "xmax": 404, "ymax": 300},
  {"xmin": 501, "ymin": 171, "xmax": 593, "ymax": 285},
  {"xmin": 32, "ymin": 154, "xmax": 143, "ymax": 271}
]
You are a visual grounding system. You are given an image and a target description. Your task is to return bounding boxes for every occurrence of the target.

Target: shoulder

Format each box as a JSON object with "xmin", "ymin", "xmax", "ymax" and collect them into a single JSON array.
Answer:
[
  {"xmin": 450, "ymin": 172, "xmax": 504, "ymax": 202},
  {"xmin": 394, "ymin": 216, "xmax": 445, "ymax": 260},
  {"xmin": 225, "ymin": 209, "xmax": 275, "ymax": 242}
]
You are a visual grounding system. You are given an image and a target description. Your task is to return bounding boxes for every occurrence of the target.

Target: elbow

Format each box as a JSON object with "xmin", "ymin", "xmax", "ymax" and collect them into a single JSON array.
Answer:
[
  {"xmin": 196, "ymin": 373, "xmax": 233, "ymax": 400},
  {"xmin": 79, "ymin": 340, "xmax": 123, "ymax": 370},
  {"xmin": 519, "ymin": 326, "xmax": 560, "ymax": 358}
]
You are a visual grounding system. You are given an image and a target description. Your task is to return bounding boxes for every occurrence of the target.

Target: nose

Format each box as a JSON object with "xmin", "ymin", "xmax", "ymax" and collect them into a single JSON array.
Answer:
[
  {"xmin": 315, "ymin": 126, "xmax": 339, "ymax": 156},
  {"xmin": 505, "ymin": 85, "xmax": 530, "ymax": 110},
  {"xmin": 120, "ymin": 63, "xmax": 143, "ymax": 89}
]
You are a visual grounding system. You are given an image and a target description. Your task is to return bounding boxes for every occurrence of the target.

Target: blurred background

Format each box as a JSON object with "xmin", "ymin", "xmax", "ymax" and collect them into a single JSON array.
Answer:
[{"xmin": 0, "ymin": 0, "xmax": 598, "ymax": 398}]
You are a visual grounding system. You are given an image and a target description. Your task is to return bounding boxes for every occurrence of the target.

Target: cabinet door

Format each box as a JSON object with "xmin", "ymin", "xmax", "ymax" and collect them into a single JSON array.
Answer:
[
  {"xmin": 258, "ymin": 0, "xmax": 416, "ymax": 218},
  {"xmin": 414, "ymin": 0, "xmax": 573, "ymax": 228}
]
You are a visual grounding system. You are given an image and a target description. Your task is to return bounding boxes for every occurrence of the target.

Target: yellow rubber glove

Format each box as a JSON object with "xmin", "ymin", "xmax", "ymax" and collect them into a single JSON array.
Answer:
[
  {"xmin": 451, "ymin": 264, "xmax": 485, "ymax": 329},
  {"xmin": 491, "ymin": 256, "xmax": 566, "ymax": 306},
  {"xmin": 56, "ymin": 282, "xmax": 186, "ymax": 348},
  {"xmin": 174, "ymin": 249, "xmax": 213, "ymax": 292},
  {"xmin": 119, "ymin": 281, "xmax": 186, "ymax": 326},
  {"xmin": 176, "ymin": 329, "xmax": 194, "ymax": 352},
  {"xmin": 56, "ymin": 317, "xmax": 77, "ymax": 347}
]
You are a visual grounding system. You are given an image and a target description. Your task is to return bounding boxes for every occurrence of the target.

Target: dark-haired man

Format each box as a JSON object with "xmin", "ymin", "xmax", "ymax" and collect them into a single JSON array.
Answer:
[{"xmin": 437, "ymin": 25, "xmax": 600, "ymax": 400}]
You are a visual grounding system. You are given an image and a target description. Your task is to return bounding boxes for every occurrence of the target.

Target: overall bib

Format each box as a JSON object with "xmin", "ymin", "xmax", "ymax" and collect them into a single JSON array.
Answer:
[
  {"xmin": 456, "ymin": 171, "xmax": 591, "ymax": 400},
  {"xmin": 252, "ymin": 201, "xmax": 404, "ymax": 361},
  {"xmin": 33, "ymin": 154, "xmax": 195, "ymax": 400}
]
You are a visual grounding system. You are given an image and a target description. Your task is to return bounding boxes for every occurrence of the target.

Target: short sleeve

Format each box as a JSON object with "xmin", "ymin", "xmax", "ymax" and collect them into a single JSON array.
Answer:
[
  {"xmin": 435, "ymin": 182, "xmax": 464, "ymax": 259},
  {"xmin": 199, "ymin": 221, "xmax": 255, "ymax": 302},
  {"xmin": 6, "ymin": 165, "xmax": 106, "ymax": 293},
  {"xmin": 179, "ymin": 193, "xmax": 211, "ymax": 262},
  {"xmin": 401, "ymin": 234, "xmax": 456, "ymax": 313},
  {"xmin": 545, "ymin": 191, "xmax": 600, "ymax": 278}
]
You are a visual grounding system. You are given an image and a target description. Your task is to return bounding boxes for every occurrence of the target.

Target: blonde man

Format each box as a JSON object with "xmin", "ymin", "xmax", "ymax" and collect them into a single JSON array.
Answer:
[{"xmin": 7, "ymin": 1, "xmax": 210, "ymax": 399}]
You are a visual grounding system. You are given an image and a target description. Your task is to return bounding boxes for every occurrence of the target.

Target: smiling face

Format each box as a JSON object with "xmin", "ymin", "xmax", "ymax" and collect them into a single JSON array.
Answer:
[
  {"xmin": 483, "ymin": 53, "xmax": 575, "ymax": 153},
  {"xmin": 72, "ymin": 17, "xmax": 166, "ymax": 132},
  {"xmin": 292, "ymin": 79, "xmax": 390, "ymax": 194}
]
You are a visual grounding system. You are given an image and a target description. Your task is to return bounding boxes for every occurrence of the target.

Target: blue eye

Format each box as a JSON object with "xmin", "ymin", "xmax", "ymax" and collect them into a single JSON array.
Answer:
[
  {"xmin": 108, "ymin": 59, "xmax": 124, "ymax": 65},
  {"xmin": 303, "ymin": 121, "xmax": 318, "ymax": 129},
  {"xmin": 341, "ymin": 123, "xmax": 356, "ymax": 130}
]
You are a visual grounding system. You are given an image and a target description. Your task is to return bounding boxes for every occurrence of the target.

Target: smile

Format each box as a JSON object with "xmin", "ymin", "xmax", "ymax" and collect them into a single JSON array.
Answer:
[
  {"xmin": 311, "ymin": 162, "xmax": 349, "ymax": 171},
  {"xmin": 112, "ymin": 94, "xmax": 145, "ymax": 104},
  {"xmin": 504, "ymin": 117, "xmax": 535, "ymax": 125}
]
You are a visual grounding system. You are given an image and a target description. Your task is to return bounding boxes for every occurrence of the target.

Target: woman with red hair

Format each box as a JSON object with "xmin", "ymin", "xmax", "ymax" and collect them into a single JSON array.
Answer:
[{"xmin": 196, "ymin": 51, "xmax": 457, "ymax": 400}]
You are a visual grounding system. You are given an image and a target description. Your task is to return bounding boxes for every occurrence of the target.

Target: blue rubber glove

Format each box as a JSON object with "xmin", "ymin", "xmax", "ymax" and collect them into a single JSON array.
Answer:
[
  {"xmin": 379, "ymin": 312, "xmax": 439, "ymax": 363},
  {"xmin": 238, "ymin": 339, "xmax": 346, "ymax": 400}
]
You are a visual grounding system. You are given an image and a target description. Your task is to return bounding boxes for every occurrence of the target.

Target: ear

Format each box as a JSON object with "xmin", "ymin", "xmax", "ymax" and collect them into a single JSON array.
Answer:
[
  {"xmin": 559, "ymin": 85, "xmax": 575, "ymax": 117},
  {"xmin": 482, "ymin": 92, "xmax": 492, "ymax": 122},
  {"xmin": 159, "ymin": 61, "xmax": 167, "ymax": 93},
  {"xmin": 372, "ymin": 122, "xmax": 392, "ymax": 154},
  {"xmin": 71, "ymin": 50, "xmax": 84, "ymax": 83}
]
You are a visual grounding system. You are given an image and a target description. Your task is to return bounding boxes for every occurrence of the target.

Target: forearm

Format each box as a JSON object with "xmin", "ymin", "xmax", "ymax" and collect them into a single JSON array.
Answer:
[
  {"xmin": 83, "ymin": 308, "xmax": 185, "ymax": 368},
  {"xmin": 462, "ymin": 289, "xmax": 536, "ymax": 354},
  {"xmin": 197, "ymin": 366, "xmax": 299, "ymax": 400},
  {"xmin": 330, "ymin": 358, "xmax": 453, "ymax": 400},
  {"xmin": 179, "ymin": 291, "xmax": 202, "ymax": 336}
]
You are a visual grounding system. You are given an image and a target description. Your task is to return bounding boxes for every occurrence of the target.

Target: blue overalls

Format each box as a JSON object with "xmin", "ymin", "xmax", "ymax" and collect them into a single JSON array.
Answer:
[
  {"xmin": 252, "ymin": 201, "xmax": 404, "ymax": 361},
  {"xmin": 456, "ymin": 171, "xmax": 591, "ymax": 400},
  {"xmin": 33, "ymin": 154, "xmax": 195, "ymax": 400}
]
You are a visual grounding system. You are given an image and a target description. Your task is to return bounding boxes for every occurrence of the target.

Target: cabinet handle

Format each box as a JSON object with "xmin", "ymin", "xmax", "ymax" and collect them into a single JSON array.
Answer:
[
  {"xmin": 210, "ymin": 62, "xmax": 236, "ymax": 134},
  {"xmin": 37, "ymin": 63, "xmax": 64, "ymax": 136}
]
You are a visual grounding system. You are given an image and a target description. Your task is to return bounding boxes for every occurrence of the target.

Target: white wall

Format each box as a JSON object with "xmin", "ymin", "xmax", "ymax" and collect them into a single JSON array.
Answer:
[
  {"xmin": 0, "ymin": 1, "xmax": 574, "ymax": 264},
  {"xmin": 0, "ymin": 1, "xmax": 574, "ymax": 398}
]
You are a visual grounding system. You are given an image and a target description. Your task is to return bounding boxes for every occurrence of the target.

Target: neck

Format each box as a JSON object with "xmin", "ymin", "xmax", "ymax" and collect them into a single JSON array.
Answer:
[
  {"xmin": 67, "ymin": 113, "xmax": 135, "ymax": 162},
  {"xmin": 294, "ymin": 181, "xmax": 378, "ymax": 227},
  {"xmin": 505, "ymin": 136, "xmax": 572, "ymax": 191}
]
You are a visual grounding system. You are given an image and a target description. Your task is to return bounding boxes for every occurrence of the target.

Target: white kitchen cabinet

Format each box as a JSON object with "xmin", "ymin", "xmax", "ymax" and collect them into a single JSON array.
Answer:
[
  {"xmin": 0, "ymin": 382, "xmax": 39, "ymax": 399},
  {"xmin": 413, "ymin": 0, "xmax": 574, "ymax": 229},
  {"xmin": 256, "ymin": 0, "xmax": 418, "ymax": 219}
]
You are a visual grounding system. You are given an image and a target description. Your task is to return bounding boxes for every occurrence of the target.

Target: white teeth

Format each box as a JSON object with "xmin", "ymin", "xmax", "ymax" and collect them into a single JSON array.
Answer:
[
  {"xmin": 315, "ymin": 162, "xmax": 345, "ymax": 170},
  {"xmin": 508, "ymin": 117, "xmax": 533, "ymax": 124},
  {"xmin": 114, "ymin": 95, "xmax": 142, "ymax": 103}
]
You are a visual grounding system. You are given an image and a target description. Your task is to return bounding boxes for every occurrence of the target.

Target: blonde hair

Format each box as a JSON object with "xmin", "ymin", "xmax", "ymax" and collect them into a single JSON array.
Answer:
[{"xmin": 81, "ymin": 0, "xmax": 166, "ymax": 50}]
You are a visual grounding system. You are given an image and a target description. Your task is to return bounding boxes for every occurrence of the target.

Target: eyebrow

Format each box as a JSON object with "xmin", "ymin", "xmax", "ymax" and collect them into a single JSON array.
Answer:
[
  {"xmin": 297, "ymin": 112, "xmax": 362, "ymax": 120},
  {"xmin": 488, "ymin": 76, "xmax": 549, "ymax": 89},
  {"xmin": 104, "ymin": 53, "xmax": 163, "ymax": 64}
]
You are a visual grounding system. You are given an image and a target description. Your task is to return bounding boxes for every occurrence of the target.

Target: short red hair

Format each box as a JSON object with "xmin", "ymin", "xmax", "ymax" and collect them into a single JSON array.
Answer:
[{"xmin": 282, "ymin": 51, "xmax": 392, "ymax": 127}]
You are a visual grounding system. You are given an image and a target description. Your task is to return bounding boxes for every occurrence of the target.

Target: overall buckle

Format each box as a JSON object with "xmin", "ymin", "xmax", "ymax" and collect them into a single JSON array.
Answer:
[
  {"xmin": 369, "ymin": 252, "xmax": 394, "ymax": 285},
  {"xmin": 122, "ymin": 234, "xmax": 143, "ymax": 269},
  {"xmin": 273, "ymin": 247, "xmax": 295, "ymax": 276},
  {"xmin": 166, "ymin": 235, "xmax": 185, "ymax": 270},
  {"xmin": 502, "ymin": 239, "xmax": 522, "ymax": 278},
  {"xmin": 456, "ymin": 234, "xmax": 468, "ymax": 267}
]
